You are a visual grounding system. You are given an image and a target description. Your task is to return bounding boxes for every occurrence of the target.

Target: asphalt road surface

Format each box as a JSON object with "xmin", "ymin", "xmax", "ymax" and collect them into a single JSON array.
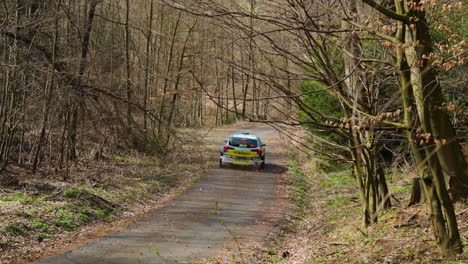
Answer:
[{"xmin": 36, "ymin": 126, "xmax": 283, "ymax": 264}]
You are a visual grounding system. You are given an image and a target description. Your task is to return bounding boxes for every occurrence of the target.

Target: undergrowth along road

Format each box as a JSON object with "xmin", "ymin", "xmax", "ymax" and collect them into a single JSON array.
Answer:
[{"xmin": 0, "ymin": 134, "xmax": 207, "ymax": 264}]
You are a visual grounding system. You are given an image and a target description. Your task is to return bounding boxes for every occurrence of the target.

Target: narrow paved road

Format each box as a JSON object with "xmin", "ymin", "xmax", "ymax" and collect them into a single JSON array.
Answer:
[{"xmin": 37, "ymin": 126, "xmax": 282, "ymax": 264}]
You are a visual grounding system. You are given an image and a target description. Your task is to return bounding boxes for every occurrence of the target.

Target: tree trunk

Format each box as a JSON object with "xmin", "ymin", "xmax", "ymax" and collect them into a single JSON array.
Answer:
[
  {"xmin": 406, "ymin": 7, "xmax": 467, "ymax": 202},
  {"xmin": 166, "ymin": 20, "xmax": 196, "ymax": 145},
  {"xmin": 395, "ymin": 0, "xmax": 462, "ymax": 255},
  {"xmin": 341, "ymin": 0, "xmax": 390, "ymax": 226},
  {"xmin": 68, "ymin": 0, "xmax": 101, "ymax": 160},
  {"xmin": 158, "ymin": 11, "xmax": 181, "ymax": 135},
  {"xmin": 143, "ymin": 0, "xmax": 154, "ymax": 131},
  {"xmin": 125, "ymin": 0, "xmax": 132, "ymax": 129},
  {"xmin": 409, "ymin": 177, "xmax": 426, "ymax": 206},
  {"xmin": 33, "ymin": 1, "xmax": 61, "ymax": 173}
]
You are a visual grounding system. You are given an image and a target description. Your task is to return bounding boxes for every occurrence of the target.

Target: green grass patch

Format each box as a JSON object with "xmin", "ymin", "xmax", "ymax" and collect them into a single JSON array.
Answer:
[
  {"xmin": 0, "ymin": 192, "xmax": 49, "ymax": 205},
  {"xmin": 318, "ymin": 167, "xmax": 360, "ymax": 224},
  {"xmin": 95, "ymin": 209, "xmax": 111, "ymax": 220},
  {"xmin": 64, "ymin": 188, "xmax": 93, "ymax": 199},
  {"xmin": 325, "ymin": 194, "xmax": 351, "ymax": 208},
  {"xmin": 392, "ymin": 184, "xmax": 412, "ymax": 194},
  {"xmin": 53, "ymin": 219, "xmax": 75, "ymax": 230},
  {"xmin": 5, "ymin": 224, "xmax": 28, "ymax": 236},
  {"xmin": 264, "ymin": 248, "xmax": 282, "ymax": 263},
  {"xmin": 147, "ymin": 180, "xmax": 164, "ymax": 191},
  {"xmin": 0, "ymin": 192, "xmax": 25, "ymax": 202},
  {"xmin": 320, "ymin": 169, "xmax": 354, "ymax": 191},
  {"xmin": 289, "ymin": 162, "xmax": 312, "ymax": 216},
  {"xmin": 52, "ymin": 209, "xmax": 76, "ymax": 230},
  {"xmin": 378, "ymin": 208, "xmax": 397, "ymax": 222},
  {"xmin": 76, "ymin": 212, "xmax": 92, "ymax": 223},
  {"xmin": 30, "ymin": 221, "xmax": 50, "ymax": 233}
]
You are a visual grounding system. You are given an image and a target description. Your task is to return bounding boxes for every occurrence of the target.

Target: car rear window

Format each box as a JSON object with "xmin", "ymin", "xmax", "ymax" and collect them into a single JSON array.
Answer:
[{"xmin": 229, "ymin": 137, "xmax": 258, "ymax": 148}]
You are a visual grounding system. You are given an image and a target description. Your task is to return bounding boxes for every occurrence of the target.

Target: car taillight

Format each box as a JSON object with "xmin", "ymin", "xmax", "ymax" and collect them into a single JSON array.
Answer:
[
  {"xmin": 224, "ymin": 146, "xmax": 234, "ymax": 152},
  {"xmin": 251, "ymin": 148, "xmax": 262, "ymax": 153}
]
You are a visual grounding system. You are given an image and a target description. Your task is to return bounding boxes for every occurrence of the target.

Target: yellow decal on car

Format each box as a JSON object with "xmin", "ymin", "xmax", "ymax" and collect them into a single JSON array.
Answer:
[
  {"xmin": 232, "ymin": 157, "xmax": 252, "ymax": 165},
  {"xmin": 226, "ymin": 149, "xmax": 259, "ymax": 158}
]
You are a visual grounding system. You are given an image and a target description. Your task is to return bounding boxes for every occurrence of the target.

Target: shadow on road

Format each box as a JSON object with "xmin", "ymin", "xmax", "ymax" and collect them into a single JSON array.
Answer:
[
  {"xmin": 221, "ymin": 163, "xmax": 288, "ymax": 174},
  {"xmin": 263, "ymin": 163, "xmax": 288, "ymax": 174}
]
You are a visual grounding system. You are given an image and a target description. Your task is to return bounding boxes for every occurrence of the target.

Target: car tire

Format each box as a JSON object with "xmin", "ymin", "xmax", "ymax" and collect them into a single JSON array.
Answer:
[
  {"xmin": 259, "ymin": 161, "xmax": 265, "ymax": 171},
  {"xmin": 219, "ymin": 158, "xmax": 223, "ymax": 168}
]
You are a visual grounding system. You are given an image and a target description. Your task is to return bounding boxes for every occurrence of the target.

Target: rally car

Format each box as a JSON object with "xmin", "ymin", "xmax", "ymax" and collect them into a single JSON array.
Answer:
[{"xmin": 219, "ymin": 133, "xmax": 266, "ymax": 170}]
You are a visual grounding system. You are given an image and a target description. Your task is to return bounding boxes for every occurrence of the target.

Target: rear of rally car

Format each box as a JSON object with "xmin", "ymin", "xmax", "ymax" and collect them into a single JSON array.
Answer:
[{"xmin": 219, "ymin": 134, "xmax": 265, "ymax": 170}]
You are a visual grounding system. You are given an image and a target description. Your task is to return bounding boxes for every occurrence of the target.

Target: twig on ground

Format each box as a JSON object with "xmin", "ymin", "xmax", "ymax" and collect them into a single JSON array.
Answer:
[
  {"xmin": 391, "ymin": 194, "xmax": 401, "ymax": 204},
  {"xmin": 456, "ymin": 208, "xmax": 468, "ymax": 216},
  {"xmin": 357, "ymin": 228, "xmax": 368, "ymax": 238},
  {"xmin": 394, "ymin": 223, "xmax": 421, "ymax": 228},
  {"xmin": 327, "ymin": 242, "xmax": 349, "ymax": 246},
  {"xmin": 406, "ymin": 210, "xmax": 420, "ymax": 223},
  {"xmin": 325, "ymin": 250, "xmax": 339, "ymax": 257},
  {"xmin": 49, "ymin": 189, "xmax": 65, "ymax": 198}
]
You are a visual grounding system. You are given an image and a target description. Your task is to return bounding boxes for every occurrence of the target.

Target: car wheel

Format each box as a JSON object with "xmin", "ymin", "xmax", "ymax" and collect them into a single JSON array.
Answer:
[
  {"xmin": 219, "ymin": 158, "xmax": 223, "ymax": 168},
  {"xmin": 259, "ymin": 161, "xmax": 265, "ymax": 171}
]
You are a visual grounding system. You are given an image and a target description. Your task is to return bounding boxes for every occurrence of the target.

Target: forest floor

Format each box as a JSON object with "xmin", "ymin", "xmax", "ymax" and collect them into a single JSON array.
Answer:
[
  {"xmin": 0, "ymin": 122, "xmax": 257, "ymax": 264},
  {"xmin": 200, "ymin": 129, "xmax": 468, "ymax": 264}
]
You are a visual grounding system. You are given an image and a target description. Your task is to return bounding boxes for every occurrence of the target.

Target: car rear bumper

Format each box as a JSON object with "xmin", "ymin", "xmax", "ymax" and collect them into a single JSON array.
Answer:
[{"xmin": 220, "ymin": 155, "xmax": 264, "ymax": 166}]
